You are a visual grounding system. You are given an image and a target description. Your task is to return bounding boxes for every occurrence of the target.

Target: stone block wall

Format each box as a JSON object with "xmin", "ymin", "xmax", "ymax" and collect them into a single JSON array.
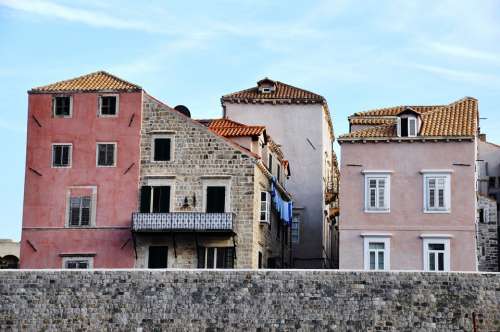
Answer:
[
  {"xmin": 0, "ymin": 270, "xmax": 499, "ymax": 331},
  {"xmin": 477, "ymin": 195, "xmax": 499, "ymax": 271}
]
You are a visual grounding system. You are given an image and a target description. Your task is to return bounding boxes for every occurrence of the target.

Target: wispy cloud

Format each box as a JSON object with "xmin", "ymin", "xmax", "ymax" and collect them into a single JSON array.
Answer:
[
  {"xmin": 409, "ymin": 63, "xmax": 500, "ymax": 86},
  {"xmin": 428, "ymin": 42, "xmax": 500, "ymax": 63},
  {"xmin": 0, "ymin": 0, "xmax": 161, "ymax": 33}
]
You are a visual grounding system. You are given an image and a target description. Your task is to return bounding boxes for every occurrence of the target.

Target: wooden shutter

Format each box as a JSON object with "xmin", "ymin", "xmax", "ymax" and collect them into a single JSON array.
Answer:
[
  {"xmin": 62, "ymin": 146, "xmax": 70, "ymax": 166},
  {"xmin": 140, "ymin": 186, "xmax": 152, "ymax": 212},
  {"xmin": 377, "ymin": 179, "xmax": 386, "ymax": 208}
]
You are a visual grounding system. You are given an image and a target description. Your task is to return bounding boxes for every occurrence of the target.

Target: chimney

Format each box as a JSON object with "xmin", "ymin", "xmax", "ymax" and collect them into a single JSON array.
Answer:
[{"xmin": 479, "ymin": 133, "xmax": 486, "ymax": 142}]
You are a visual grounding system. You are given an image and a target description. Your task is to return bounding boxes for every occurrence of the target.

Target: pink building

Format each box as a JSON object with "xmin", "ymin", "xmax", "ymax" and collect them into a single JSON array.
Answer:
[
  {"xmin": 338, "ymin": 98, "xmax": 479, "ymax": 271},
  {"xmin": 21, "ymin": 72, "xmax": 142, "ymax": 268}
]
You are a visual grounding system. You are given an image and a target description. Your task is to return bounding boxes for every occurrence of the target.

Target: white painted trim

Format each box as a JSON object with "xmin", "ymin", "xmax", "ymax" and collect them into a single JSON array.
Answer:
[
  {"xmin": 65, "ymin": 186, "xmax": 97, "ymax": 228},
  {"xmin": 422, "ymin": 237, "xmax": 450, "ymax": 272},
  {"xmin": 423, "ymin": 173, "xmax": 451, "ymax": 213},
  {"xmin": 52, "ymin": 95, "xmax": 73, "ymax": 118},
  {"xmin": 96, "ymin": 142, "xmax": 117, "ymax": 167},
  {"xmin": 151, "ymin": 134, "xmax": 175, "ymax": 162},
  {"xmin": 144, "ymin": 179, "xmax": 176, "ymax": 212},
  {"xmin": 420, "ymin": 169, "xmax": 454, "ymax": 174},
  {"xmin": 62, "ymin": 256, "xmax": 94, "ymax": 269},
  {"xmin": 364, "ymin": 174, "xmax": 390, "ymax": 213},
  {"xmin": 361, "ymin": 233, "xmax": 393, "ymax": 237},
  {"xmin": 51, "ymin": 143, "xmax": 72, "ymax": 168},
  {"xmin": 98, "ymin": 94, "xmax": 119, "ymax": 118},
  {"xmin": 259, "ymin": 191, "xmax": 271, "ymax": 224},
  {"xmin": 363, "ymin": 236, "xmax": 390, "ymax": 271},
  {"xmin": 361, "ymin": 170, "xmax": 394, "ymax": 174},
  {"xmin": 420, "ymin": 234, "xmax": 453, "ymax": 239},
  {"xmin": 202, "ymin": 178, "xmax": 231, "ymax": 213}
]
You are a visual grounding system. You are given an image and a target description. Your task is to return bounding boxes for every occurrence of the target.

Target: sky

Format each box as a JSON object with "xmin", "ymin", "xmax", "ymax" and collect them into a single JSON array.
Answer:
[{"xmin": 1, "ymin": 0, "xmax": 500, "ymax": 241}]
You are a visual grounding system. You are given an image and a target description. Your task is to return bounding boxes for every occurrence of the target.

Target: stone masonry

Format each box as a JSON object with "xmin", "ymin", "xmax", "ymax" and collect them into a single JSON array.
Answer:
[
  {"xmin": 477, "ymin": 195, "xmax": 499, "ymax": 271},
  {"xmin": 0, "ymin": 270, "xmax": 499, "ymax": 331}
]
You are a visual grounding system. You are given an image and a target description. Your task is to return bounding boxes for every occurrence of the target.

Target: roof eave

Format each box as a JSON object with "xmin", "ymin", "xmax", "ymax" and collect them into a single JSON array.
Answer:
[{"xmin": 338, "ymin": 135, "xmax": 476, "ymax": 143}]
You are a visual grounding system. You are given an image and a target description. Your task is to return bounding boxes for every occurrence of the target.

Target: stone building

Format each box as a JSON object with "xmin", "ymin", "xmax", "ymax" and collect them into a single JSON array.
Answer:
[
  {"xmin": 0, "ymin": 239, "xmax": 20, "ymax": 269},
  {"xmin": 133, "ymin": 95, "xmax": 293, "ymax": 268},
  {"xmin": 476, "ymin": 135, "xmax": 500, "ymax": 271},
  {"xmin": 20, "ymin": 71, "xmax": 292, "ymax": 269},
  {"xmin": 222, "ymin": 78, "xmax": 338, "ymax": 268}
]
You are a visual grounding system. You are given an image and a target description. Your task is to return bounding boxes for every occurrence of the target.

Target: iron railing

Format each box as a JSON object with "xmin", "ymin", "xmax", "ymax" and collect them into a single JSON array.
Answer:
[{"xmin": 132, "ymin": 212, "xmax": 234, "ymax": 232}]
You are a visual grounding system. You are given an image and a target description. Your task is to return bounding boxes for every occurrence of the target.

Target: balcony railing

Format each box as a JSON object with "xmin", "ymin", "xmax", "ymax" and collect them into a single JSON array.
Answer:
[{"xmin": 132, "ymin": 212, "xmax": 234, "ymax": 233}]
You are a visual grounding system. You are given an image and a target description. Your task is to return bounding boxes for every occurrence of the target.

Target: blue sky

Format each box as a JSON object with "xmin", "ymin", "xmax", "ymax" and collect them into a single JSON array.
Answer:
[{"xmin": 1, "ymin": 0, "xmax": 500, "ymax": 240}]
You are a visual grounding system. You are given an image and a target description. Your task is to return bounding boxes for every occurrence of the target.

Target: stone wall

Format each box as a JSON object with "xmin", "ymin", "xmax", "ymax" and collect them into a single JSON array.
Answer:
[
  {"xmin": 0, "ymin": 270, "xmax": 499, "ymax": 331},
  {"xmin": 477, "ymin": 195, "xmax": 499, "ymax": 271}
]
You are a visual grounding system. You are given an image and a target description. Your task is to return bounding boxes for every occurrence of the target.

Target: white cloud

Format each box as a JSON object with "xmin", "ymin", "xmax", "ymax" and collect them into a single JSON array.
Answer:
[
  {"xmin": 409, "ymin": 63, "xmax": 500, "ymax": 86},
  {"xmin": 428, "ymin": 42, "xmax": 500, "ymax": 63}
]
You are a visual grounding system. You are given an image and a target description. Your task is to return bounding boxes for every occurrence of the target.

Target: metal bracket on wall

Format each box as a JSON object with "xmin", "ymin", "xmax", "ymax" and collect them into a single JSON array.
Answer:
[
  {"xmin": 28, "ymin": 167, "xmax": 43, "ymax": 176},
  {"xmin": 128, "ymin": 113, "xmax": 135, "ymax": 127},
  {"xmin": 27, "ymin": 240, "xmax": 38, "ymax": 252},
  {"xmin": 172, "ymin": 233, "xmax": 177, "ymax": 259},
  {"xmin": 123, "ymin": 163, "xmax": 135, "ymax": 175},
  {"xmin": 121, "ymin": 238, "xmax": 131, "ymax": 249},
  {"xmin": 306, "ymin": 138, "xmax": 316, "ymax": 150},
  {"xmin": 132, "ymin": 233, "xmax": 138, "ymax": 259},
  {"xmin": 32, "ymin": 115, "xmax": 42, "ymax": 127},
  {"xmin": 232, "ymin": 235, "xmax": 237, "ymax": 261}
]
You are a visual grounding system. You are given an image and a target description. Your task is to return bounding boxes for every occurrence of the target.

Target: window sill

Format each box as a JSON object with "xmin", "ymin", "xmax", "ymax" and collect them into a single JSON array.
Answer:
[
  {"xmin": 96, "ymin": 165, "xmax": 116, "ymax": 168},
  {"xmin": 51, "ymin": 165, "xmax": 72, "ymax": 169},
  {"xmin": 423, "ymin": 210, "xmax": 451, "ymax": 214},
  {"xmin": 98, "ymin": 114, "xmax": 118, "ymax": 118},
  {"xmin": 364, "ymin": 209, "xmax": 390, "ymax": 214}
]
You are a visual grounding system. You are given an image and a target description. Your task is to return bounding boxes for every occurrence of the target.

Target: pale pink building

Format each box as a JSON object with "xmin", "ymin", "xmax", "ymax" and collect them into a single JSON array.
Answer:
[{"xmin": 338, "ymin": 97, "xmax": 479, "ymax": 271}]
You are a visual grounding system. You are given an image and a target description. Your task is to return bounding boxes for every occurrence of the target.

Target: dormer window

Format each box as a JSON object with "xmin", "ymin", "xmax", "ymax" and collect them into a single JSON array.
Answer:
[
  {"xmin": 261, "ymin": 87, "xmax": 273, "ymax": 93},
  {"xmin": 257, "ymin": 78, "xmax": 276, "ymax": 94},
  {"xmin": 397, "ymin": 108, "xmax": 420, "ymax": 137}
]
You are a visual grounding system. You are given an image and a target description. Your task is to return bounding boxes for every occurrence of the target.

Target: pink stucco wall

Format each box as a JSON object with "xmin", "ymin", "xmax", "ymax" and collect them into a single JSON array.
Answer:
[
  {"xmin": 20, "ymin": 92, "xmax": 142, "ymax": 268},
  {"xmin": 339, "ymin": 141, "xmax": 477, "ymax": 271}
]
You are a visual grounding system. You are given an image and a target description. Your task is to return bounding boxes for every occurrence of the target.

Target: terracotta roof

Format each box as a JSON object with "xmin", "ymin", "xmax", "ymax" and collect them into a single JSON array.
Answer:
[
  {"xmin": 198, "ymin": 118, "xmax": 266, "ymax": 138},
  {"xmin": 221, "ymin": 78, "xmax": 325, "ymax": 104},
  {"xmin": 30, "ymin": 71, "xmax": 141, "ymax": 93},
  {"xmin": 340, "ymin": 97, "xmax": 478, "ymax": 140}
]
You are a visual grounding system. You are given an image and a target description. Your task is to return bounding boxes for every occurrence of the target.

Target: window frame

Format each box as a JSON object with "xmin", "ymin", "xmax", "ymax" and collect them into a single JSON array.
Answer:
[
  {"xmin": 151, "ymin": 134, "xmax": 174, "ymax": 162},
  {"xmin": 62, "ymin": 256, "xmax": 93, "ymax": 269},
  {"xmin": 397, "ymin": 115, "xmax": 418, "ymax": 137},
  {"xmin": 259, "ymin": 191, "xmax": 271, "ymax": 223},
  {"xmin": 202, "ymin": 178, "xmax": 231, "ymax": 213},
  {"xmin": 422, "ymin": 172, "xmax": 451, "ymax": 213},
  {"xmin": 421, "ymin": 236, "xmax": 450, "ymax": 272},
  {"xmin": 363, "ymin": 171, "xmax": 391, "ymax": 213},
  {"xmin": 51, "ymin": 143, "xmax": 72, "ymax": 168},
  {"xmin": 65, "ymin": 186, "xmax": 97, "ymax": 228},
  {"xmin": 98, "ymin": 94, "xmax": 119, "ymax": 117},
  {"xmin": 291, "ymin": 214, "xmax": 301, "ymax": 244},
  {"xmin": 52, "ymin": 95, "xmax": 73, "ymax": 118},
  {"xmin": 362, "ymin": 235, "xmax": 391, "ymax": 271},
  {"xmin": 198, "ymin": 247, "xmax": 235, "ymax": 269},
  {"xmin": 96, "ymin": 142, "xmax": 117, "ymax": 167}
]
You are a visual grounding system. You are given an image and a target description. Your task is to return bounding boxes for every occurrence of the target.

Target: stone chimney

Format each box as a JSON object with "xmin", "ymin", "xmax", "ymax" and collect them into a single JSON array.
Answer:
[{"xmin": 479, "ymin": 133, "xmax": 487, "ymax": 142}]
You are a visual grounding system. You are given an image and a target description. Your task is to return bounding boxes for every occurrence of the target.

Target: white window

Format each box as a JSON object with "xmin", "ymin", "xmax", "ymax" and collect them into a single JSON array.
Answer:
[
  {"xmin": 99, "ymin": 95, "xmax": 118, "ymax": 117},
  {"xmin": 422, "ymin": 237, "xmax": 450, "ymax": 272},
  {"xmin": 66, "ymin": 186, "xmax": 97, "ymax": 227},
  {"xmin": 52, "ymin": 143, "xmax": 72, "ymax": 167},
  {"xmin": 62, "ymin": 257, "xmax": 93, "ymax": 269},
  {"xmin": 363, "ymin": 235, "xmax": 390, "ymax": 271},
  {"xmin": 364, "ymin": 173, "xmax": 390, "ymax": 212},
  {"xmin": 53, "ymin": 95, "xmax": 72, "ymax": 118},
  {"xmin": 423, "ymin": 173, "xmax": 451, "ymax": 213},
  {"xmin": 398, "ymin": 116, "xmax": 417, "ymax": 137},
  {"xmin": 96, "ymin": 143, "xmax": 116, "ymax": 167},
  {"xmin": 291, "ymin": 215, "xmax": 301, "ymax": 244},
  {"xmin": 260, "ymin": 191, "xmax": 270, "ymax": 223}
]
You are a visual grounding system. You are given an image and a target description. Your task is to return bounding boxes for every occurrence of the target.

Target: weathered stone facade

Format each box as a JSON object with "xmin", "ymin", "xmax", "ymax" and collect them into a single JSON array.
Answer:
[
  {"xmin": 477, "ymin": 195, "xmax": 499, "ymax": 271},
  {"xmin": 135, "ymin": 94, "xmax": 290, "ymax": 268},
  {"xmin": 0, "ymin": 270, "xmax": 499, "ymax": 331}
]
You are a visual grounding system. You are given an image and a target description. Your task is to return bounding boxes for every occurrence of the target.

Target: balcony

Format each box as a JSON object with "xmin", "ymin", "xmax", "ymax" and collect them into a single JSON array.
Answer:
[{"xmin": 132, "ymin": 212, "xmax": 234, "ymax": 233}]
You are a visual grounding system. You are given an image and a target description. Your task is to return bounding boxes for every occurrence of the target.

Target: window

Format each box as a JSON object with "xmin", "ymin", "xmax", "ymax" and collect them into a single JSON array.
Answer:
[
  {"xmin": 489, "ymin": 177, "xmax": 496, "ymax": 189},
  {"xmin": 423, "ymin": 173, "xmax": 450, "ymax": 212},
  {"xmin": 96, "ymin": 143, "xmax": 116, "ymax": 167},
  {"xmin": 479, "ymin": 208, "xmax": 485, "ymax": 223},
  {"xmin": 363, "ymin": 236, "xmax": 390, "ymax": 271},
  {"xmin": 291, "ymin": 215, "xmax": 300, "ymax": 244},
  {"xmin": 268, "ymin": 154, "xmax": 273, "ymax": 173},
  {"xmin": 53, "ymin": 96, "xmax": 72, "ymax": 117},
  {"xmin": 52, "ymin": 144, "xmax": 72, "ymax": 167},
  {"xmin": 63, "ymin": 257, "xmax": 93, "ymax": 269},
  {"xmin": 277, "ymin": 165, "xmax": 281, "ymax": 182},
  {"xmin": 197, "ymin": 247, "xmax": 235, "ymax": 268},
  {"xmin": 140, "ymin": 186, "xmax": 171, "ymax": 213},
  {"xmin": 422, "ymin": 237, "xmax": 450, "ymax": 272},
  {"xmin": 148, "ymin": 246, "xmax": 168, "ymax": 268},
  {"xmin": 153, "ymin": 138, "xmax": 172, "ymax": 161},
  {"xmin": 99, "ymin": 95, "xmax": 118, "ymax": 116},
  {"xmin": 258, "ymin": 252, "xmax": 263, "ymax": 268},
  {"xmin": 69, "ymin": 196, "xmax": 91, "ymax": 227},
  {"xmin": 206, "ymin": 186, "xmax": 226, "ymax": 213},
  {"xmin": 364, "ymin": 174, "xmax": 390, "ymax": 212},
  {"xmin": 399, "ymin": 116, "xmax": 417, "ymax": 137},
  {"xmin": 260, "ymin": 191, "xmax": 270, "ymax": 223}
]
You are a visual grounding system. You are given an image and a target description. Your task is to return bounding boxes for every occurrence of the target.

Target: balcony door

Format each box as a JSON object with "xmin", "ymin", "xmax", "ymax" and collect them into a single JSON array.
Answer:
[
  {"xmin": 140, "ymin": 186, "xmax": 170, "ymax": 213},
  {"xmin": 206, "ymin": 186, "xmax": 225, "ymax": 213}
]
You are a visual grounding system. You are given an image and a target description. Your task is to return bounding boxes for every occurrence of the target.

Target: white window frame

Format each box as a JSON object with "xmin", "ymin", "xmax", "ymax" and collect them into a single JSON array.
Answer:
[
  {"xmin": 421, "ymin": 235, "xmax": 451, "ymax": 272},
  {"xmin": 144, "ymin": 178, "xmax": 176, "ymax": 213},
  {"xmin": 52, "ymin": 95, "xmax": 73, "ymax": 118},
  {"xmin": 363, "ymin": 171, "xmax": 391, "ymax": 213},
  {"xmin": 98, "ymin": 94, "xmax": 119, "ymax": 117},
  {"xmin": 51, "ymin": 143, "xmax": 72, "ymax": 168},
  {"xmin": 96, "ymin": 142, "xmax": 117, "ymax": 167},
  {"xmin": 202, "ymin": 177, "xmax": 231, "ymax": 213},
  {"xmin": 291, "ymin": 214, "xmax": 301, "ymax": 244},
  {"xmin": 259, "ymin": 191, "xmax": 271, "ymax": 224},
  {"xmin": 151, "ymin": 134, "xmax": 175, "ymax": 162},
  {"xmin": 362, "ymin": 235, "xmax": 391, "ymax": 271},
  {"xmin": 65, "ymin": 186, "xmax": 97, "ymax": 227},
  {"xmin": 62, "ymin": 256, "xmax": 93, "ymax": 269},
  {"xmin": 422, "ymin": 171, "xmax": 451, "ymax": 213},
  {"xmin": 397, "ymin": 115, "xmax": 418, "ymax": 137}
]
